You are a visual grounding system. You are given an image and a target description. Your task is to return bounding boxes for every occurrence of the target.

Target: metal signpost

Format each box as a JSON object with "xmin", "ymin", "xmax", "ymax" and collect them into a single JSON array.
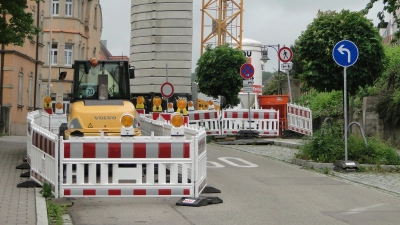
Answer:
[
  {"xmin": 240, "ymin": 63, "xmax": 255, "ymax": 129},
  {"xmin": 278, "ymin": 47, "xmax": 293, "ymax": 103},
  {"xmin": 333, "ymin": 40, "xmax": 359, "ymax": 162}
]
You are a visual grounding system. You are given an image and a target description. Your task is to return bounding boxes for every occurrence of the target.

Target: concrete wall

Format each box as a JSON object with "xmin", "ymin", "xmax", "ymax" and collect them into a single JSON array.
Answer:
[{"xmin": 130, "ymin": 0, "xmax": 193, "ymax": 94}]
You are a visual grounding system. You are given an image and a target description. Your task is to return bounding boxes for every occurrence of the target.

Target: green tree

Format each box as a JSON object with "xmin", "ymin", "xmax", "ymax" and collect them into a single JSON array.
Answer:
[
  {"xmin": 364, "ymin": 0, "xmax": 400, "ymax": 44},
  {"xmin": 295, "ymin": 10, "xmax": 384, "ymax": 96},
  {"xmin": 195, "ymin": 44, "xmax": 246, "ymax": 108},
  {"xmin": 289, "ymin": 44, "xmax": 302, "ymax": 79},
  {"xmin": 262, "ymin": 71, "xmax": 273, "ymax": 85},
  {"xmin": 0, "ymin": 0, "xmax": 42, "ymax": 46},
  {"xmin": 375, "ymin": 45, "xmax": 400, "ymax": 126}
]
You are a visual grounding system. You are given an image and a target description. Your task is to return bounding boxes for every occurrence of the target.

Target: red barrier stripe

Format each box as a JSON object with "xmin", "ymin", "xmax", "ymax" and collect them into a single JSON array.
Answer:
[
  {"xmin": 184, "ymin": 189, "xmax": 190, "ymax": 195},
  {"xmin": 108, "ymin": 143, "xmax": 121, "ymax": 158},
  {"xmin": 83, "ymin": 143, "xmax": 96, "ymax": 158},
  {"xmin": 134, "ymin": 189, "xmax": 146, "ymax": 195},
  {"xmin": 159, "ymin": 143, "xmax": 171, "ymax": 158},
  {"xmin": 64, "ymin": 143, "xmax": 70, "ymax": 158},
  {"xmin": 133, "ymin": 143, "xmax": 146, "ymax": 158},
  {"xmin": 159, "ymin": 189, "xmax": 172, "ymax": 195},
  {"xmin": 253, "ymin": 112, "xmax": 259, "ymax": 119},
  {"xmin": 184, "ymin": 143, "xmax": 190, "ymax": 158},
  {"xmin": 64, "ymin": 189, "xmax": 71, "ymax": 196},
  {"xmin": 109, "ymin": 189, "xmax": 121, "ymax": 195},
  {"xmin": 83, "ymin": 189, "xmax": 96, "ymax": 195}
]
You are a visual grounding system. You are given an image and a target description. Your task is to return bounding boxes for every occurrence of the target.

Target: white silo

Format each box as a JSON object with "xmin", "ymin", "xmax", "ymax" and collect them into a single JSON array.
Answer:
[{"xmin": 130, "ymin": 1, "xmax": 193, "ymax": 96}]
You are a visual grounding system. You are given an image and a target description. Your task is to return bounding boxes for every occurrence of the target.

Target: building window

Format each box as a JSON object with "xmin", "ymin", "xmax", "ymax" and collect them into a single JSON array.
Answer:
[
  {"xmin": 64, "ymin": 44, "xmax": 73, "ymax": 65},
  {"xmin": 18, "ymin": 71, "xmax": 23, "ymax": 106},
  {"xmin": 50, "ymin": 43, "xmax": 58, "ymax": 65},
  {"xmin": 66, "ymin": 0, "xmax": 72, "ymax": 16},
  {"xmin": 80, "ymin": 1, "xmax": 84, "ymax": 21},
  {"xmin": 52, "ymin": 0, "xmax": 59, "ymax": 16},
  {"xmin": 94, "ymin": 6, "xmax": 98, "ymax": 28},
  {"xmin": 28, "ymin": 74, "xmax": 33, "ymax": 108},
  {"xmin": 39, "ymin": 13, "xmax": 44, "ymax": 43},
  {"xmin": 31, "ymin": 10, "xmax": 35, "ymax": 25}
]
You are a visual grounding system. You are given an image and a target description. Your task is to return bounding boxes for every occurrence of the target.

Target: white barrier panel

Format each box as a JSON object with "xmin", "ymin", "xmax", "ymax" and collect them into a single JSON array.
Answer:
[
  {"xmin": 287, "ymin": 103, "xmax": 313, "ymax": 136},
  {"xmin": 188, "ymin": 110, "xmax": 221, "ymax": 135},
  {"xmin": 221, "ymin": 109, "xmax": 280, "ymax": 137},
  {"xmin": 194, "ymin": 131, "xmax": 207, "ymax": 196},
  {"xmin": 29, "ymin": 123, "xmax": 59, "ymax": 197},
  {"xmin": 27, "ymin": 110, "xmax": 208, "ymax": 199},
  {"xmin": 59, "ymin": 135, "xmax": 199, "ymax": 198}
]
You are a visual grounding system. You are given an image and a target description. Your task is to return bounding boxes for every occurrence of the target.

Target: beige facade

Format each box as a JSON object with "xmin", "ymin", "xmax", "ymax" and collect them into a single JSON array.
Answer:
[
  {"xmin": 0, "ymin": 0, "xmax": 102, "ymax": 135},
  {"xmin": 40, "ymin": 0, "xmax": 102, "ymax": 107},
  {"xmin": 0, "ymin": 1, "xmax": 43, "ymax": 135}
]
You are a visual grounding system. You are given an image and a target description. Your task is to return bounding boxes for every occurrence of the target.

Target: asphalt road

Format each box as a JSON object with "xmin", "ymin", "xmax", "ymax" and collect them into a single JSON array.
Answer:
[{"xmin": 67, "ymin": 144, "xmax": 400, "ymax": 225}]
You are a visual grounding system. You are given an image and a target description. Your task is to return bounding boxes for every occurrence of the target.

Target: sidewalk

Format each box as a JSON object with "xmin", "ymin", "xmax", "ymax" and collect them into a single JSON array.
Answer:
[{"xmin": 0, "ymin": 136, "xmax": 38, "ymax": 225}]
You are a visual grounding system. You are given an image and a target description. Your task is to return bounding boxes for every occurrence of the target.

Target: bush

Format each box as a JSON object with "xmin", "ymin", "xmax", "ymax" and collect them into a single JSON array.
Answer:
[{"xmin": 297, "ymin": 123, "xmax": 400, "ymax": 165}]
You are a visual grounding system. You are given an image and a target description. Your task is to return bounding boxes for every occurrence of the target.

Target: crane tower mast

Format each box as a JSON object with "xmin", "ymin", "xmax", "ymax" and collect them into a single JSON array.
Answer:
[{"xmin": 200, "ymin": 0, "xmax": 244, "ymax": 55}]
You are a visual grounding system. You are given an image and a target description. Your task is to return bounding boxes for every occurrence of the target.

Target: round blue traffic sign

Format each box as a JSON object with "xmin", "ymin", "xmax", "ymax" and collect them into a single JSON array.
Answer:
[
  {"xmin": 332, "ymin": 40, "xmax": 359, "ymax": 67},
  {"xmin": 240, "ymin": 63, "xmax": 255, "ymax": 79}
]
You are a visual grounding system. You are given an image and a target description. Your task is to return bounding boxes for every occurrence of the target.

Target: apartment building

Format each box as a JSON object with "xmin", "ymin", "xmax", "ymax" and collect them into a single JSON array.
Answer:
[
  {"xmin": 380, "ymin": 9, "xmax": 400, "ymax": 44},
  {"xmin": 0, "ymin": 0, "xmax": 102, "ymax": 135}
]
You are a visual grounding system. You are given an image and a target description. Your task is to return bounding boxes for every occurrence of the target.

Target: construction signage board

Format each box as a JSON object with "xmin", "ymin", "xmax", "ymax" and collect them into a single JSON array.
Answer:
[
  {"xmin": 243, "ymin": 86, "xmax": 253, "ymax": 93},
  {"xmin": 281, "ymin": 63, "xmax": 293, "ymax": 70},
  {"xmin": 243, "ymin": 79, "xmax": 254, "ymax": 86}
]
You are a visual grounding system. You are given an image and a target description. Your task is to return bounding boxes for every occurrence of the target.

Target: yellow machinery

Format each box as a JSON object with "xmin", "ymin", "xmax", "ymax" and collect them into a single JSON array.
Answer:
[{"xmin": 61, "ymin": 58, "xmax": 140, "ymax": 139}]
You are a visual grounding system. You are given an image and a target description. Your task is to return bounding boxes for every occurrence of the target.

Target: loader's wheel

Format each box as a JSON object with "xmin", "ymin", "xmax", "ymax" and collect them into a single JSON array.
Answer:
[{"xmin": 59, "ymin": 123, "xmax": 68, "ymax": 140}]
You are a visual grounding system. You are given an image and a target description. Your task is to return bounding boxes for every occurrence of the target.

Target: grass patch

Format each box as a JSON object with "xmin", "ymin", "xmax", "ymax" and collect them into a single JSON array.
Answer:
[{"xmin": 40, "ymin": 183, "xmax": 68, "ymax": 225}]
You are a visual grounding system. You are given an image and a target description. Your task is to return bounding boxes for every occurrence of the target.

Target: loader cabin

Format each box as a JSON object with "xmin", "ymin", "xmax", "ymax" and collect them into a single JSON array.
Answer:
[
  {"xmin": 63, "ymin": 58, "xmax": 137, "ymax": 139},
  {"xmin": 71, "ymin": 58, "xmax": 134, "ymax": 101}
]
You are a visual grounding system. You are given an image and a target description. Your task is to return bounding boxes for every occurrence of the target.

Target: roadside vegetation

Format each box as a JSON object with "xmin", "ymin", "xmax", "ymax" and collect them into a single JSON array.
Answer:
[
  {"xmin": 296, "ymin": 123, "xmax": 400, "ymax": 165},
  {"xmin": 40, "ymin": 183, "xmax": 68, "ymax": 225}
]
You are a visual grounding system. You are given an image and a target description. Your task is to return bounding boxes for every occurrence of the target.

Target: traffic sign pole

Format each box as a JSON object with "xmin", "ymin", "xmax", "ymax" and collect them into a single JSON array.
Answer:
[
  {"xmin": 344, "ymin": 67, "xmax": 348, "ymax": 161},
  {"xmin": 333, "ymin": 40, "xmax": 359, "ymax": 162},
  {"xmin": 240, "ymin": 63, "xmax": 255, "ymax": 130}
]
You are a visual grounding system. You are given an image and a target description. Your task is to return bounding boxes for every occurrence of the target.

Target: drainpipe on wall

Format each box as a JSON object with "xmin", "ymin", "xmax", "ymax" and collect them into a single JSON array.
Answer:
[
  {"xmin": 0, "ymin": 12, "xmax": 5, "ymax": 131},
  {"xmin": 33, "ymin": 1, "xmax": 40, "ymax": 109}
]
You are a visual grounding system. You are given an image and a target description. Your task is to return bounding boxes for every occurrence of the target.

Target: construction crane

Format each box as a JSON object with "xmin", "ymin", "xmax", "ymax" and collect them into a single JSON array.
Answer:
[{"xmin": 200, "ymin": 0, "xmax": 244, "ymax": 54}]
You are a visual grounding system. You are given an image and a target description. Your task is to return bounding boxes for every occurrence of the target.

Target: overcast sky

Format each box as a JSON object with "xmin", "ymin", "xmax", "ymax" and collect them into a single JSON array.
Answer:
[{"xmin": 100, "ymin": 0, "xmax": 385, "ymax": 73}]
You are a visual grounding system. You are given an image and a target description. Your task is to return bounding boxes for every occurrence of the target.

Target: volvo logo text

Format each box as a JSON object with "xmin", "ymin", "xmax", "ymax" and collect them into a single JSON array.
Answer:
[{"xmin": 94, "ymin": 116, "xmax": 117, "ymax": 120}]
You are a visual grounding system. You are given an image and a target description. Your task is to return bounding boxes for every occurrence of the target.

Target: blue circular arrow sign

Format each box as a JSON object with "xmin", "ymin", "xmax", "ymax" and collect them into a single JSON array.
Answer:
[{"xmin": 332, "ymin": 40, "xmax": 359, "ymax": 67}]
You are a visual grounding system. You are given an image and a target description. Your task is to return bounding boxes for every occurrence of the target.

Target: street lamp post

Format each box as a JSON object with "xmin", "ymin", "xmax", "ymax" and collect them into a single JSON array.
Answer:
[{"xmin": 260, "ymin": 44, "xmax": 280, "ymax": 94}]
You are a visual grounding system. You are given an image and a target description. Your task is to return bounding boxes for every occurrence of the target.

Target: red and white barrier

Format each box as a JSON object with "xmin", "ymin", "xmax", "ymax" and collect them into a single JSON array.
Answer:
[
  {"xmin": 27, "ymin": 109, "xmax": 207, "ymax": 199},
  {"xmin": 188, "ymin": 110, "xmax": 221, "ymax": 135},
  {"xmin": 28, "ymin": 123, "xmax": 59, "ymax": 197},
  {"xmin": 287, "ymin": 103, "xmax": 313, "ymax": 136},
  {"xmin": 151, "ymin": 112, "xmax": 189, "ymax": 126},
  {"xmin": 221, "ymin": 109, "xmax": 279, "ymax": 136}
]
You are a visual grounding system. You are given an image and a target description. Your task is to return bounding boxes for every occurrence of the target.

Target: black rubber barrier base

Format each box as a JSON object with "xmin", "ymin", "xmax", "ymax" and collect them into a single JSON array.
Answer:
[
  {"xmin": 176, "ymin": 196, "xmax": 223, "ymax": 207},
  {"xmin": 20, "ymin": 171, "xmax": 30, "ymax": 178},
  {"xmin": 17, "ymin": 179, "xmax": 42, "ymax": 188},
  {"xmin": 333, "ymin": 160, "xmax": 359, "ymax": 172},
  {"xmin": 16, "ymin": 162, "xmax": 30, "ymax": 170},
  {"xmin": 201, "ymin": 186, "xmax": 221, "ymax": 193}
]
